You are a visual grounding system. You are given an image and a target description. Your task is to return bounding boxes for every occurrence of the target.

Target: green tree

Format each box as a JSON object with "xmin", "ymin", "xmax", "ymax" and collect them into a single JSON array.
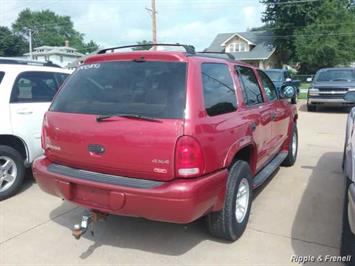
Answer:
[
  {"xmin": 132, "ymin": 40, "xmax": 153, "ymax": 50},
  {"xmin": 0, "ymin": 26, "xmax": 27, "ymax": 56},
  {"xmin": 260, "ymin": 0, "xmax": 321, "ymax": 63},
  {"xmin": 81, "ymin": 40, "xmax": 100, "ymax": 54},
  {"xmin": 12, "ymin": 9, "xmax": 98, "ymax": 54},
  {"xmin": 294, "ymin": 0, "xmax": 355, "ymax": 73}
]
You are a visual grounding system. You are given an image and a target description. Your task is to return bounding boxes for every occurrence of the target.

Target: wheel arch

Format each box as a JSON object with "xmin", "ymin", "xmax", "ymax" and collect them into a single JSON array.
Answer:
[
  {"xmin": 0, "ymin": 135, "xmax": 29, "ymax": 165},
  {"xmin": 223, "ymin": 138, "xmax": 257, "ymax": 174}
]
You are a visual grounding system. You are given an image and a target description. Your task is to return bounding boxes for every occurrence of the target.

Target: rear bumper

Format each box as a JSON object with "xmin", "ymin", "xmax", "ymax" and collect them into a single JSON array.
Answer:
[
  {"xmin": 308, "ymin": 98, "xmax": 355, "ymax": 106},
  {"xmin": 33, "ymin": 157, "xmax": 228, "ymax": 224},
  {"xmin": 348, "ymin": 183, "xmax": 355, "ymax": 234}
]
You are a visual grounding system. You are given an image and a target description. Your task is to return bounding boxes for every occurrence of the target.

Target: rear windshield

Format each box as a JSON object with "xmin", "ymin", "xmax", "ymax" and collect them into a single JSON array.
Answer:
[
  {"xmin": 315, "ymin": 69, "xmax": 355, "ymax": 82},
  {"xmin": 50, "ymin": 61, "xmax": 187, "ymax": 119}
]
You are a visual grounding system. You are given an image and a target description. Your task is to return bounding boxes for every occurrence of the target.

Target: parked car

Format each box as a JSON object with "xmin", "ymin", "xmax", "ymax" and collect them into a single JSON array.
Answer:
[
  {"xmin": 307, "ymin": 67, "xmax": 355, "ymax": 112},
  {"xmin": 342, "ymin": 95, "xmax": 355, "ymax": 263},
  {"xmin": 264, "ymin": 68, "xmax": 300, "ymax": 97},
  {"xmin": 0, "ymin": 58, "xmax": 71, "ymax": 200},
  {"xmin": 33, "ymin": 44, "xmax": 298, "ymax": 241}
]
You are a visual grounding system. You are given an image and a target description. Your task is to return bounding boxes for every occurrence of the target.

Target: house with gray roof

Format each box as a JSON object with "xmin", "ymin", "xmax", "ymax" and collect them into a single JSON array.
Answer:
[
  {"xmin": 24, "ymin": 41, "xmax": 84, "ymax": 68},
  {"xmin": 205, "ymin": 31, "xmax": 278, "ymax": 69}
]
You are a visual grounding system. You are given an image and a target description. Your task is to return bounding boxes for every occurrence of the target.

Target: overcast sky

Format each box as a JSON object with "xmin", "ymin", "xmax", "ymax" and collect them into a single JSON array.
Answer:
[{"xmin": 0, "ymin": 0, "xmax": 265, "ymax": 50}]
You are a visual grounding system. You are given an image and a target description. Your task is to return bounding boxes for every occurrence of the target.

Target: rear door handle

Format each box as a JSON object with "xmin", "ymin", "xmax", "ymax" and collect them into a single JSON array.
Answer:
[
  {"xmin": 16, "ymin": 109, "xmax": 33, "ymax": 115},
  {"xmin": 250, "ymin": 122, "xmax": 257, "ymax": 131},
  {"xmin": 271, "ymin": 112, "xmax": 276, "ymax": 121}
]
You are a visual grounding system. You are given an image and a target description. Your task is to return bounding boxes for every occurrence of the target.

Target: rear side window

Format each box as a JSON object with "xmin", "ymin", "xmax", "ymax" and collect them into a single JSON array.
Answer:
[
  {"xmin": 0, "ymin": 72, "xmax": 4, "ymax": 85},
  {"xmin": 50, "ymin": 61, "xmax": 187, "ymax": 119},
  {"xmin": 201, "ymin": 63, "xmax": 236, "ymax": 116},
  {"xmin": 10, "ymin": 71, "xmax": 68, "ymax": 103},
  {"xmin": 236, "ymin": 66, "xmax": 264, "ymax": 106}
]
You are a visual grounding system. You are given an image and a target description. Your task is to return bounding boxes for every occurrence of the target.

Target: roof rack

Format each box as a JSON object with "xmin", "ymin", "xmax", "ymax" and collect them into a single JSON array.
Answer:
[
  {"xmin": 0, "ymin": 57, "xmax": 61, "ymax": 68},
  {"xmin": 97, "ymin": 43, "xmax": 196, "ymax": 55},
  {"xmin": 196, "ymin": 52, "xmax": 235, "ymax": 60}
]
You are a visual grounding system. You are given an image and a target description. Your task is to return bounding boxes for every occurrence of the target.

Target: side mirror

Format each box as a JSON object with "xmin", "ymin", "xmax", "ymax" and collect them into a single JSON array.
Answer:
[
  {"xmin": 280, "ymin": 85, "xmax": 296, "ymax": 99},
  {"xmin": 344, "ymin": 92, "xmax": 355, "ymax": 102},
  {"xmin": 285, "ymin": 77, "xmax": 292, "ymax": 82},
  {"xmin": 306, "ymin": 77, "xmax": 313, "ymax": 82}
]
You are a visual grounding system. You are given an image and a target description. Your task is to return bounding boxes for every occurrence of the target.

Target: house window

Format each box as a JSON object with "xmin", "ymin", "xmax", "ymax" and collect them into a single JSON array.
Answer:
[
  {"xmin": 60, "ymin": 56, "xmax": 63, "ymax": 62},
  {"xmin": 227, "ymin": 42, "xmax": 247, "ymax": 52},
  {"xmin": 240, "ymin": 42, "xmax": 246, "ymax": 52}
]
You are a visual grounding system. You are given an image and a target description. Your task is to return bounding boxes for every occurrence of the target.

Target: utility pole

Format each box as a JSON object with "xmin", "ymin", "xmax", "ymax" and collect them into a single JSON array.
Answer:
[
  {"xmin": 151, "ymin": 0, "xmax": 157, "ymax": 45},
  {"xmin": 24, "ymin": 27, "xmax": 33, "ymax": 59},
  {"xmin": 146, "ymin": 0, "xmax": 157, "ymax": 48},
  {"xmin": 28, "ymin": 29, "xmax": 33, "ymax": 60}
]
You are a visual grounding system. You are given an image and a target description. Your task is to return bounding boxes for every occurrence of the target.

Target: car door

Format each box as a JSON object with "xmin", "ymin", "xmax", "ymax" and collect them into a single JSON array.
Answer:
[
  {"xmin": 235, "ymin": 65, "xmax": 274, "ymax": 171},
  {"xmin": 9, "ymin": 71, "xmax": 68, "ymax": 162},
  {"xmin": 257, "ymin": 70, "xmax": 290, "ymax": 157}
]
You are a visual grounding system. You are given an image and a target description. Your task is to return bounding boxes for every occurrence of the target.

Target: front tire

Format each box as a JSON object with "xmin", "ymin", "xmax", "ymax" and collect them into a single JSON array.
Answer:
[
  {"xmin": 341, "ymin": 179, "xmax": 355, "ymax": 265},
  {"xmin": 307, "ymin": 104, "xmax": 316, "ymax": 112},
  {"xmin": 207, "ymin": 160, "xmax": 253, "ymax": 241},
  {"xmin": 282, "ymin": 124, "xmax": 298, "ymax": 167},
  {"xmin": 0, "ymin": 145, "xmax": 25, "ymax": 200}
]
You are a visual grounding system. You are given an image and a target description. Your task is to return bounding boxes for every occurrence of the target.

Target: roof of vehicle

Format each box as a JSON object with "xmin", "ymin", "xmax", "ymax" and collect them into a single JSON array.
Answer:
[
  {"xmin": 0, "ymin": 57, "xmax": 62, "ymax": 68},
  {"xmin": 0, "ymin": 63, "xmax": 72, "ymax": 74},
  {"xmin": 84, "ymin": 43, "xmax": 257, "ymax": 68},
  {"xmin": 316, "ymin": 67, "xmax": 355, "ymax": 72},
  {"xmin": 264, "ymin": 69, "xmax": 287, "ymax": 72},
  {"xmin": 85, "ymin": 50, "xmax": 256, "ymax": 70}
]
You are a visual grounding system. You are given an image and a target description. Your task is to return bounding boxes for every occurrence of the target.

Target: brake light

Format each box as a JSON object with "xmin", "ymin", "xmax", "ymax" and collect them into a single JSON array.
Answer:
[
  {"xmin": 41, "ymin": 113, "xmax": 48, "ymax": 150},
  {"xmin": 175, "ymin": 136, "xmax": 204, "ymax": 178}
]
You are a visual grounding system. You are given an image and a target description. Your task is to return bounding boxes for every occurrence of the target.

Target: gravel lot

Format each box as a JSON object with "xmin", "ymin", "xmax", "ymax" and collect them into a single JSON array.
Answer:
[{"xmin": 0, "ymin": 101, "xmax": 349, "ymax": 266}]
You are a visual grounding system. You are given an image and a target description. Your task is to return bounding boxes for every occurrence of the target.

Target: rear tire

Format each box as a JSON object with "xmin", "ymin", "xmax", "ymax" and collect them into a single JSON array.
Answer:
[
  {"xmin": 282, "ymin": 124, "xmax": 298, "ymax": 167},
  {"xmin": 207, "ymin": 160, "xmax": 252, "ymax": 241},
  {"xmin": 341, "ymin": 178, "xmax": 355, "ymax": 265},
  {"xmin": 0, "ymin": 145, "xmax": 25, "ymax": 200}
]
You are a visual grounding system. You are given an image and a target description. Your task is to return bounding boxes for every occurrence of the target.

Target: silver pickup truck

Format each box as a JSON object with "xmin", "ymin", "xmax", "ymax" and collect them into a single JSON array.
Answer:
[{"xmin": 307, "ymin": 67, "xmax": 355, "ymax": 112}]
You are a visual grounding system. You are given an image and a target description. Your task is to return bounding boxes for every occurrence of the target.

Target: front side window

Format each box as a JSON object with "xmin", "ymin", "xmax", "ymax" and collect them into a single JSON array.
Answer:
[
  {"xmin": 201, "ymin": 63, "xmax": 237, "ymax": 116},
  {"xmin": 236, "ymin": 66, "xmax": 264, "ymax": 106},
  {"xmin": 51, "ymin": 61, "xmax": 187, "ymax": 119},
  {"xmin": 258, "ymin": 70, "xmax": 278, "ymax": 101},
  {"xmin": 10, "ymin": 71, "xmax": 69, "ymax": 103}
]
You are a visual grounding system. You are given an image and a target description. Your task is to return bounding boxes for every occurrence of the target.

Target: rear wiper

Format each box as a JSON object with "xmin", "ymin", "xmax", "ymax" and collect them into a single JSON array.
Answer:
[{"xmin": 96, "ymin": 113, "xmax": 161, "ymax": 122}]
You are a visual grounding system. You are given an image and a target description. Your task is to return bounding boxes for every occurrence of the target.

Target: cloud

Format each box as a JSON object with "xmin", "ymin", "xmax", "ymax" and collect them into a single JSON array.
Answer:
[{"xmin": 0, "ymin": 0, "xmax": 265, "ymax": 50}]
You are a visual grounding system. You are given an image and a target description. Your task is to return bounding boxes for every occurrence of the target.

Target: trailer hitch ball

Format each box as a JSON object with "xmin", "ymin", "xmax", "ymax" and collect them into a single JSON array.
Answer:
[{"xmin": 72, "ymin": 210, "xmax": 107, "ymax": 240}]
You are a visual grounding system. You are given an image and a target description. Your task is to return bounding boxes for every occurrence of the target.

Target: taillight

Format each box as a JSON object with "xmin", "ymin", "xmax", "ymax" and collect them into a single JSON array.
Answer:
[
  {"xmin": 175, "ymin": 136, "xmax": 204, "ymax": 178},
  {"xmin": 41, "ymin": 113, "xmax": 48, "ymax": 150}
]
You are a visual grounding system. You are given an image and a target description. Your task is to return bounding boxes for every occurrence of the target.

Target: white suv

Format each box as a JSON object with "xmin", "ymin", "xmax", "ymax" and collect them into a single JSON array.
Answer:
[{"xmin": 0, "ymin": 58, "xmax": 71, "ymax": 199}]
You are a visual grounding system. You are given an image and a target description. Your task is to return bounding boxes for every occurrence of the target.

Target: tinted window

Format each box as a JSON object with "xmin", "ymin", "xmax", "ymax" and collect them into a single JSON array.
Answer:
[
  {"xmin": 315, "ymin": 69, "xmax": 355, "ymax": 82},
  {"xmin": 258, "ymin": 70, "xmax": 278, "ymax": 101},
  {"xmin": 236, "ymin": 66, "xmax": 263, "ymax": 106},
  {"xmin": 265, "ymin": 70, "xmax": 282, "ymax": 82},
  {"xmin": 51, "ymin": 61, "xmax": 187, "ymax": 119},
  {"xmin": 11, "ymin": 72, "xmax": 68, "ymax": 103},
  {"xmin": 201, "ymin": 63, "xmax": 237, "ymax": 116},
  {"xmin": 0, "ymin": 72, "xmax": 4, "ymax": 84}
]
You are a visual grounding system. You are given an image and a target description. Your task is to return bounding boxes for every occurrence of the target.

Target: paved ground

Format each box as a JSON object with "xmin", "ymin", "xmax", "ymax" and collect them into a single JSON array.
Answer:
[{"xmin": 0, "ymin": 101, "xmax": 350, "ymax": 265}]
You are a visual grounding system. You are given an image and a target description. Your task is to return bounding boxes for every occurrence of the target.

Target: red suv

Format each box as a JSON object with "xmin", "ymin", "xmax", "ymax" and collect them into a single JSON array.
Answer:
[{"xmin": 33, "ymin": 44, "xmax": 298, "ymax": 241}]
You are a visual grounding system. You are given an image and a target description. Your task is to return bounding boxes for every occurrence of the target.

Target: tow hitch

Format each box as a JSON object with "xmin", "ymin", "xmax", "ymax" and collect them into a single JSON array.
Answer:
[{"xmin": 72, "ymin": 210, "xmax": 108, "ymax": 240}]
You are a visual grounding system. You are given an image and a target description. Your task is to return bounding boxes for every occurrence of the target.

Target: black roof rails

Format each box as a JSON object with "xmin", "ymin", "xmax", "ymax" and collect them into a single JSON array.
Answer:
[
  {"xmin": 97, "ymin": 43, "xmax": 196, "ymax": 55},
  {"xmin": 196, "ymin": 51, "xmax": 235, "ymax": 60},
  {"xmin": 0, "ymin": 57, "xmax": 61, "ymax": 68}
]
